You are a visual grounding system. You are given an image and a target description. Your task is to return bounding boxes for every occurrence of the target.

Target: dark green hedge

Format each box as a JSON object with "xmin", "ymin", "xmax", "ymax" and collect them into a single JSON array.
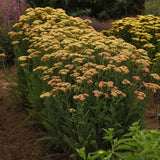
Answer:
[{"xmin": 26, "ymin": 0, "xmax": 145, "ymax": 19}]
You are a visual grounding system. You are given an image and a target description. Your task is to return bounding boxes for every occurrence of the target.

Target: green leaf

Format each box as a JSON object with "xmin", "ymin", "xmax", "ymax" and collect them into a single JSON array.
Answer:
[
  {"xmin": 76, "ymin": 147, "xmax": 86, "ymax": 159},
  {"xmin": 37, "ymin": 136, "xmax": 55, "ymax": 142},
  {"xmin": 114, "ymin": 144, "xmax": 132, "ymax": 151},
  {"xmin": 63, "ymin": 135, "xmax": 76, "ymax": 150},
  {"xmin": 115, "ymin": 152, "xmax": 135, "ymax": 160},
  {"xmin": 104, "ymin": 152, "xmax": 113, "ymax": 160},
  {"xmin": 114, "ymin": 138, "xmax": 134, "ymax": 146},
  {"xmin": 87, "ymin": 153, "xmax": 100, "ymax": 160},
  {"xmin": 103, "ymin": 128, "xmax": 114, "ymax": 143}
]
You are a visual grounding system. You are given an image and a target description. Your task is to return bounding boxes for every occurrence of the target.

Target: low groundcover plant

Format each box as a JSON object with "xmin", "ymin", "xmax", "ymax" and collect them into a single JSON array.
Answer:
[
  {"xmin": 9, "ymin": 7, "xmax": 160, "ymax": 156},
  {"xmin": 77, "ymin": 122, "xmax": 160, "ymax": 160}
]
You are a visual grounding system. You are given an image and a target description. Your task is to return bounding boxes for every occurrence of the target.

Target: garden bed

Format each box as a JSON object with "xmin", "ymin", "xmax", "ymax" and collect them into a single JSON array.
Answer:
[
  {"xmin": 0, "ymin": 66, "xmax": 159, "ymax": 159},
  {"xmin": 0, "ymin": 67, "xmax": 53, "ymax": 160}
]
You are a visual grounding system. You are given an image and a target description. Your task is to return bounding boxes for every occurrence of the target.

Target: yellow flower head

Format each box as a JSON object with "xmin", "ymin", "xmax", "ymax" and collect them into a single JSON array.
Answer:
[{"xmin": 0, "ymin": 53, "xmax": 6, "ymax": 57}]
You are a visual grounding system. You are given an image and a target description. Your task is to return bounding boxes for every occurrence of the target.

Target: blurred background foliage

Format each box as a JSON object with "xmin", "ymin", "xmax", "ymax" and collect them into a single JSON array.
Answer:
[
  {"xmin": 144, "ymin": 0, "xmax": 160, "ymax": 16},
  {"xmin": 0, "ymin": 0, "xmax": 29, "ymax": 65},
  {"xmin": 26, "ymin": 0, "xmax": 145, "ymax": 19}
]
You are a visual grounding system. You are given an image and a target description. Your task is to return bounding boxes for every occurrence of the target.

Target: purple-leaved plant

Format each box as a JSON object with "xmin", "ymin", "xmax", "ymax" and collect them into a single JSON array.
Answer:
[
  {"xmin": 0, "ymin": 0, "xmax": 30, "ymax": 65},
  {"xmin": 0, "ymin": 0, "xmax": 29, "ymax": 30},
  {"xmin": 80, "ymin": 15, "xmax": 112, "ymax": 31}
]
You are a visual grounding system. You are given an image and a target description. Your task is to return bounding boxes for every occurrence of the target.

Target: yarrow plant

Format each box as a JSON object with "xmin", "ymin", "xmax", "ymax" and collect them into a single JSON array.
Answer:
[
  {"xmin": 102, "ymin": 15, "xmax": 160, "ymax": 74},
  {"xmin": 9, "ymin": 7, "xmax": 160, "ymax": 155}
]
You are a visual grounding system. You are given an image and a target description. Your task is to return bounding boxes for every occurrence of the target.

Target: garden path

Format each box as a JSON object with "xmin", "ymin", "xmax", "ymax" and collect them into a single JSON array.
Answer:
[
  {"xmin": 0, "ymin": 67, "xmax": 53, "ymax": 160},
  {"xmin": 144, "ymin": 96, "xmax": 160, "ymax": 129}
]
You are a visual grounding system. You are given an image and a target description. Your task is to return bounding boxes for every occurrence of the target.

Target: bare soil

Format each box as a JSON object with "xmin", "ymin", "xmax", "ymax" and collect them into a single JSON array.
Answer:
[
  {"xmin": 144, "ymin": 95, "xmax": 160, "ymax": 129},
  {"xmin": 0, "ymin": 66, "xmax": 159, "ymax": 160},
  {"xmin": 0, "ymin": 67, "xmax": 53, "ymax": 160}
]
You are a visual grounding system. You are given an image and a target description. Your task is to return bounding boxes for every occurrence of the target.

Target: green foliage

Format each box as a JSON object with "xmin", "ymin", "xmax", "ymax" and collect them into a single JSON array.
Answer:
[
  {"xmin": 26, "ymin": 0, "xmax": 92, "ymax": 17},
  {"xmin": 102, "ymin": 15, "xmax": 160, "ymax": 75},
  {"xmin": 144, "ymin": 0, "xmax": 160, "ymax": 16},
  {"xmin": 77, "ymin": 122, "xmax": 160, "ymax": 160},
  {"xmin": 9, "ymin": 7, "xmax": 160, "ymax": 156},
  {"xmin": 93, "ymin": 0, "xmax": 145, "ymax": 18},
  {"xmin": 0, "ymin": 28, "xmax": 13, "ymax": 65}
]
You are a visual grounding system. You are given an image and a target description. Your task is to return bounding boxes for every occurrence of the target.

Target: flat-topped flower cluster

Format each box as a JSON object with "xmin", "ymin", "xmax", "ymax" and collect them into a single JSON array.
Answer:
[
  {"xmin": 102, "ymin": 15, "xmax": 160, "ymax": 74},
  {"xmin": 9, "ymin": 7, "xmax": 160, "ymax": 153}
]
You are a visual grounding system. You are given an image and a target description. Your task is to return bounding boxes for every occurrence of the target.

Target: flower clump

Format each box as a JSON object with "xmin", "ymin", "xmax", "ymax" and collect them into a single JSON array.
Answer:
[
  {"xmin": 102, "ymin": 15, "xmax": 160, "ymax": 74},
  {"xmin": 9, "ymin": 7, "xmax": 160, "ymax": 153}
]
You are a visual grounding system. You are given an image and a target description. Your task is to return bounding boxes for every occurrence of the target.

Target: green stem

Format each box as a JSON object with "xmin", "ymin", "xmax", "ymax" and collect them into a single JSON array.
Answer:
[{"xmin": 1, "ymin": 57, "xmax": 12, "ymax": 83}]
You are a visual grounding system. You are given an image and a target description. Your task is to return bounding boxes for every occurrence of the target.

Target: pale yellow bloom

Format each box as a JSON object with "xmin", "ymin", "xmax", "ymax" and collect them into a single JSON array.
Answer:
[
  {"xmin": 122, "ymin": 79, "xmax": 132, "ymax": 86},
  {"xmin": 92, "ymin": 90, "xmax": 103, "ymax": 97},
  {"xmin": 106, "ymin": 81, "xmax": 114, "ymax": 88},
  {"xmin": 134, "ymin": 91, "xmax": 146, "ymax": 100},
  {"xmin": 40, "ymin": 92, "xmax": 51, "ymax": 98},
  {"xmin": 133, "ymin": 76, "xmax": 141, "ymax": 81},
  {"xmin": 150, "ymin": 73, "xmax": 160, "ymax": 80},
  {"xmin": 69, "ymin": 108, "xmax": 76, "ymax": 113},
  {"xmin": 12, "ymin": 41, "xmax": 20, "ymax": 45},
  {"xmin": 73, "ymin": 93, "xmax": 89, "ymax": 101},
  {"xmin": 20, "ymin": 63, "xmax": 28, "ymax": 67},
  {"xmin": 0, "ymin": 53, "xmax": 5, "ymax": 57},
  {"xmin": 18, "ymin": 56, "xmax": 28, "ymax": 61}
]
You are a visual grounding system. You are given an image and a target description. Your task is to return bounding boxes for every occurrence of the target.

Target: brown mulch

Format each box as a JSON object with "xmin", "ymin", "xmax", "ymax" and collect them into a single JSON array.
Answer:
[{"xmin": 144, "ymin": 95, "xmax": 160, "ymax": 129}]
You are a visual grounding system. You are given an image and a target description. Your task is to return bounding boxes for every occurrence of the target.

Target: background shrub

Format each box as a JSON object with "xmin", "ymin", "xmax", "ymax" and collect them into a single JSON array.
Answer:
[
  {"xmin": 0, "ymin": 0, "xmax": 29, "ymax": 65},
  {"xmin": 26, "ymin": 0, "xmax": 92, "ymax": 16},
  {"xmin": 9, "ymin": 7, "xmax": 160, "ymax": 156},
  {"xmin": 90, "ymin": 0, "xmax": 145, "ymax": 19},
  {"xmin": 102, "ymin": 15, "xmax": 160, "ymax": 75},
  {"xmin": 26, "ymin": 0, "xmax": 145, "ymax": 19},
  {"xmin": 144, "ymin": 0, "xmax": 160, "ymax": 16}
]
